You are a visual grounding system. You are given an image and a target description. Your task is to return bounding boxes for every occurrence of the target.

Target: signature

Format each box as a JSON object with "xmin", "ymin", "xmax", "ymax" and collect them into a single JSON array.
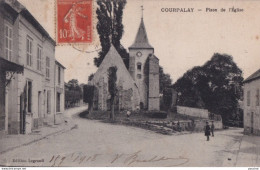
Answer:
[{"xmin": 49, "ymin": 150, "xmax": 189, "ymax": 167}]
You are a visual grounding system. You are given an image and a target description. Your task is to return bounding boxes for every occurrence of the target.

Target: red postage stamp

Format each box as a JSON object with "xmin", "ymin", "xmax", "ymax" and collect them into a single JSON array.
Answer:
[{"xmin": 57, "ymin": 0, "xmax": 92, "ymax": 44}]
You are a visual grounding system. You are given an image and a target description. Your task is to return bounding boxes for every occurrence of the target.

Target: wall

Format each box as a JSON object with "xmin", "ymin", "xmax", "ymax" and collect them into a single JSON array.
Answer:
[
  {"xmin": 0, "ymin": 4, "xmax": 21, "ymax": 134},
  {"xmin": 171, "ymin": 119, "xmax": 223, "ymax": 132},
  {"xmin": 243, "ymin": 79, "xmax": 260, "ymax": 135},
  {"xmin": 91, "ymin": 46, "xmax": 140, "ymax": 111},
  {"xmin": 148, "ymin": 55, "xmax": 159, "ymax": 111},
  {"xmin": 177, "ymin": 106, "xmax": 209, "ymax": 119}
]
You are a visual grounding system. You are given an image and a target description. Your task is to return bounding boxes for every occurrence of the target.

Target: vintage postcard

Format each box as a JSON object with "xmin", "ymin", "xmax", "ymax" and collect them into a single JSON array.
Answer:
[{"xmin": 0, "ymin": 0, "xmax": 260, "ymax": 168}]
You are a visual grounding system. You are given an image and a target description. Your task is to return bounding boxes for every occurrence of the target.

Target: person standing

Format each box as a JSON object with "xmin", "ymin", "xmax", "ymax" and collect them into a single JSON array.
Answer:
[
  {"xmin": 211, "ymin": 121, "xmax": 215, "ymax": 137},
  {"xmin": 205, "ymin": 121, "xmax": 211, "ymax": 141}
]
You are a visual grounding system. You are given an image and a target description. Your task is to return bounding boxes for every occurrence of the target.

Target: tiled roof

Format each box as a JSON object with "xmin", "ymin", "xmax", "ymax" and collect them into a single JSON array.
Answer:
[
  {"xmin": 244, "ymin": 69, "xmax": 260, "ymax": 83},
  {"xmin": 129, "ymin": 19, "xmax": 153, "ymax": 49}
]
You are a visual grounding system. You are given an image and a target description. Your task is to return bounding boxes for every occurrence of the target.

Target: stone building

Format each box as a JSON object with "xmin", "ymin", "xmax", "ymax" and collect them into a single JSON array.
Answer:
[
  {"xmin": 0, "ymin": 0, "xmax": 65, "ymax": 136},
  {"xmin": 90, "ymin": 16, "xmax": 160, "ymax": 111},
  {"xmin": 243, "ymin": 69, "xmax": 260, "ymax": 135}
]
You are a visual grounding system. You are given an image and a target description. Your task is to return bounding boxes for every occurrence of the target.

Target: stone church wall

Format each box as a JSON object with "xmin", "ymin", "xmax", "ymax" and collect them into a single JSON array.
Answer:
[{"xmin": 148, "ymin": 56, "xmax": 160, "ymax": 111}]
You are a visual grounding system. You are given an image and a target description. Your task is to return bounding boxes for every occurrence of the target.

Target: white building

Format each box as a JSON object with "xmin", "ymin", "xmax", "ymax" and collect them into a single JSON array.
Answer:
[
  {"xmin": 243, "ymin": 69, "xmax": 260, "ymax": 135},
  {"xmin": 0, "ymin": 0, "xmax": 65, "ymax": 136}
]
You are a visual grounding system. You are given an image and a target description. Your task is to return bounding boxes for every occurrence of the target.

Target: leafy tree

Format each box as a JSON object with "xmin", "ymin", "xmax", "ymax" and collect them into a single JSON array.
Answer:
[
  {"xmin": 65, "ymin": 79, "xmax": 82, "ymax": 108},
  {"xmin": 202, "ymin": 53, "xmax": 243, "ymax": 123},
  {"xmin": 174, "ymin": 66, "xmax": 206, "ymax": 108},
  {"xmin": 108, "ymin": 66, "xmax": 117, "ymax": 120},
  {"xmin": 173, "ymin": 53, "xmax": 243, "ymax": 124},
  {"xmin": 159, "ymin": 66, "xmax": 172, "ymax": 93},
  {"xmin": 83, "ymin": 85, "xmax": 95, "ymax": 111},
  {"xmin": 67, "ymin": 79, "xmax": 79, "ymax": 90},
  {"xmin": 94, "ymin": 0, "xmax": 129, "ymax": 68}
]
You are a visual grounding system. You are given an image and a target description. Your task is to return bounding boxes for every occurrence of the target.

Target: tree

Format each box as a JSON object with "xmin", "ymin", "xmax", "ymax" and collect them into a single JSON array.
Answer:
[
  {"xmin": 65, "ymin": 79, "xmax": 82, "ymax": 108},
  {"xmin": 173, "ymin": 53, "xmax": 243, "ymax": 124},
  {"xmin": 108, "ymin": 66, "xmax": 117, "ymax": 120},
  {"xmin": 159, "ymin": 66, "xmax": 172, "ymax": 93},
  {"xmin": 94, "ymin": 0, "xmax": 129, "ymax": 68},
  {"xmin": 67, "ymin": 79, "xmax": 79, "ymax": 90},
  {"xmin": 83, "ymin": 85, "xmax": 95, "ymax": 111},
  {"xmin": 202, "ymin": 53, "xmax": 243, "ymax": 123},
  {"xmin": 173, "ymin": 66, "xmax": 206, "ymax": 108},
  {"xmin": 88, "ymin": 73, "xmax": 95, "ymax": 82}
]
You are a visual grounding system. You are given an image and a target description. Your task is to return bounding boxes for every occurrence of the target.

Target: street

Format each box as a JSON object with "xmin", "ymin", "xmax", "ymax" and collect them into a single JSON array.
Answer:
[{"xmin": 0, "ymin": 109, "xmax": 259, "ymax": 167}]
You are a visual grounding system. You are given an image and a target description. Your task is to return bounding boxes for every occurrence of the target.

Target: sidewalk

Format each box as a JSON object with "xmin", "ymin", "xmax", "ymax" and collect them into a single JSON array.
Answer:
[
  {"xmin": 235, "ymin": 134, "xmax": 260, "ymax": 167},
  {"xmin": 0, "ymin": 106, "xmax": 87, "ymax": 155}
]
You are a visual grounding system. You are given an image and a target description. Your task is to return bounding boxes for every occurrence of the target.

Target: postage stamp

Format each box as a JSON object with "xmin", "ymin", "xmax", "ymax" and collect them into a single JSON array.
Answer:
[{"xmin": 56, "ymin": 0, "xmax": 93, "ymax": 44}]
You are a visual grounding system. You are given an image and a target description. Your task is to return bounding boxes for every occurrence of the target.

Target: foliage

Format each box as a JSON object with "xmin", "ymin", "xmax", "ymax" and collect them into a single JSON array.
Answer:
[
  {"xmin": 94, "ymin": 0, "xmax": 129, "ymax": 68},
  {"xmin": 159, "ymin": 66, "xmax": 172, "ymax": 93},
  {"xmin": 108, "ymin": 66, "xmax": 117, "ymax": 120},
  {"xmin": 83, "ymin": 85, "xmax": 95, "ymax": 110},
  {"xmin": 159, "ymin": 66, "xmax": 173, "ymax": 110},
  {"xmin": 88, "ymin": 73, "xmax": 95, "ymax": 82},
  {"xmin": 173, "ymin": 53, "xmax": 244, "ymax": 124},
  {"xmin": 160, "ymin": 88, "xmax": 173, "ymax": 111},
  {"xmin": 65, "ymin": 79, "xmax": 83, "ymax": 108}
]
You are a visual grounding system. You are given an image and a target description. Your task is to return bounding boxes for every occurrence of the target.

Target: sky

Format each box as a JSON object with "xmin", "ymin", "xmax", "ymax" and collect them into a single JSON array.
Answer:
[{"xmin": 18, "ymin": 0, "xmax": 260, "ymax": 84}]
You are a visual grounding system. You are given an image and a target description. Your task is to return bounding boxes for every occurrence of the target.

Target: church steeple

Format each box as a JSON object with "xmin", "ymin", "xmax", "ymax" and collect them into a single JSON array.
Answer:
[{"xmin": 129, "ymin": 7, "xmax": 153, "ymax": 49}]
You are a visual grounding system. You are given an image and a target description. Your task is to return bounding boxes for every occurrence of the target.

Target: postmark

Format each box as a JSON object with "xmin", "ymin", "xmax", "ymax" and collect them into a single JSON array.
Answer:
[{"xmin": 56, "ymin": 0, "xmax": 93, "ymax": 44}]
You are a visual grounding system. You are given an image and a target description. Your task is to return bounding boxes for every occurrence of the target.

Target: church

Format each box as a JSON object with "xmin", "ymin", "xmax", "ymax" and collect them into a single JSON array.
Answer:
[{"xmin": 90, "ymin": 15, "xmax": 160, "ymax": 111}]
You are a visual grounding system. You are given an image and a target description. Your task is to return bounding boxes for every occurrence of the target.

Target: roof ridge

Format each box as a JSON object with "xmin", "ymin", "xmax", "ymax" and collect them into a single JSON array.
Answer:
[{"xmin": 244, "ymin": 68, "xmax": 260, "ymax": 83}]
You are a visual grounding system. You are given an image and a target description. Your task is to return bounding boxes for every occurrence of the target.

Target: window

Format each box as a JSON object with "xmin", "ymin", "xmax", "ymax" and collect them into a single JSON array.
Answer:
[
  {"xmin": 137, "ymin": 62, "xmax": 142, "ymax": 71},
  {"xmin": 46, "ymin": 57, "xmax": 50, "ymax": 78},
  {"xmin": 58, "ymin": 66, "xmax": 61, "ymax": 84},
  {"xmin": 256, "ymin": 89, "xmax": 260, "ymax": 106},
  {"xmin": 5, "ymin": 25, "xmax": 12, "ymax": 61},
  {"xmin": 26, "ymin": 36, "xmax": 33, "ymax": 66},
  {"xmin": 37, "ymin": 45, "xmax": 42, "ymax": 71},
  {"xmin": 247, "ymin": 91, "xmax": 250, "ymax": 106},
  {"xmin": 137, "ymin": 74, "xmax": 142, "ymax": 79}
]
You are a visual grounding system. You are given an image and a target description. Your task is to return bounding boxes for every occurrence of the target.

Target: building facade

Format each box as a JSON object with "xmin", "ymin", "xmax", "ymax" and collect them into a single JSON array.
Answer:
[
  {"xmin": 0, "ymin": 0, "xmax": 65, "ymax": 136},
  {"xmin": 54, "ymin": 61, "xmax": 65, "ymax": 124},
  {"xmin": 243, "ymin": 69, "xmax": 260, "ymax": 135}
]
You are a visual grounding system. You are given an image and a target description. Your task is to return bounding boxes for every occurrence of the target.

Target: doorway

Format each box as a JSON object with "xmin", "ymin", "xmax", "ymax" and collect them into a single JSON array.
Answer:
[
  {"xmin": 251, "ymin": 112, "xmax": 254, "ymax": 134},
  {"xmin": 38, "ymin": 91, "xmax": 41, "ymax": 118}
]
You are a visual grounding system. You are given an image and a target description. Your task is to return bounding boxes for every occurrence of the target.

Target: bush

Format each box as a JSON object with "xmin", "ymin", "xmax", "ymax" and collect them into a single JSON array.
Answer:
[{"xmin": 144, "ymin": 111, "xmax": 167, "ymax": 119}]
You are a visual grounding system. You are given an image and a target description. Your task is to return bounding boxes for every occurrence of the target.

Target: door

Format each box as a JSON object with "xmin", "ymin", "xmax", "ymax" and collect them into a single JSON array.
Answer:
[
  {"xmin": 251, "ymin": 112, "xmax": 254, "ymax": 133},
  {"xmin": 20, "ymin": 83, "xmax": 27, "ymax": 134},
  {"xmin": 38, "ymin": 92, "xmax": 41, "ymax": 118},
  {"xmin": 56, "ymin": 92, "xmax": 60, "ymax": 113}
]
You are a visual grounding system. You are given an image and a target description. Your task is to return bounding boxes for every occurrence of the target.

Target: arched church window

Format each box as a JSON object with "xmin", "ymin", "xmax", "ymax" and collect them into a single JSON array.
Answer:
[
  {"xmin": 137, "ymin": 62, "xmax": 142, "ymax": 71},
  {"xmin": 137, "ymin": 74, "xmax": 142, "ymax": 79}
]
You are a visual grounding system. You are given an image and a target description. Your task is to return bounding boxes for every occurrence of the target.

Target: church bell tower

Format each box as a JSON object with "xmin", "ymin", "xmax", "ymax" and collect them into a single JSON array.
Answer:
[{"xmin": 128, "ymin": 6, "xmax": 159, "ymax": 110}]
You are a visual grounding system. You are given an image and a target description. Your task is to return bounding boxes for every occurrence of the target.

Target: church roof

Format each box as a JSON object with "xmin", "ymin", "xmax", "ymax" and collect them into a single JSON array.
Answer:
[
  {"xmin": 244, "ymin": 68, "xmax": 260, "ymax": 84},
  {"xmin": 129, "ymin": 19, "xmax": 153, "ymax": 49},
  {"xmin": 91, "ymin": 44, "xmax": 137, "ymax": 90}
]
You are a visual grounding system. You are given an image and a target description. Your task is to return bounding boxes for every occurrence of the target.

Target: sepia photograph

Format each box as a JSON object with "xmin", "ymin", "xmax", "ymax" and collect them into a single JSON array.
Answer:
[{"xmin": 0, "ymin": 0, "xmax": 259, "ymax": 167}]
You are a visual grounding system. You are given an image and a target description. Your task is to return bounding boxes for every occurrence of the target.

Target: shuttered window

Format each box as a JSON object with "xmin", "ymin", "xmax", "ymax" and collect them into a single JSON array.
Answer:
[
  {"xmin": 5, "ymin": 25, "xmax": 12, "ymax": 61},
  {"xmin": 247, "ymin": 91, "xmax": 250, "ymax": 106}
]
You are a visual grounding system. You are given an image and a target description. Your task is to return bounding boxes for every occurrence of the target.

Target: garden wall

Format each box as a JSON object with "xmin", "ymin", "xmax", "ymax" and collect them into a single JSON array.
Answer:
[{"xmin": 177, "ymin": 106, "xmax": 209, "ymax": 119}]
